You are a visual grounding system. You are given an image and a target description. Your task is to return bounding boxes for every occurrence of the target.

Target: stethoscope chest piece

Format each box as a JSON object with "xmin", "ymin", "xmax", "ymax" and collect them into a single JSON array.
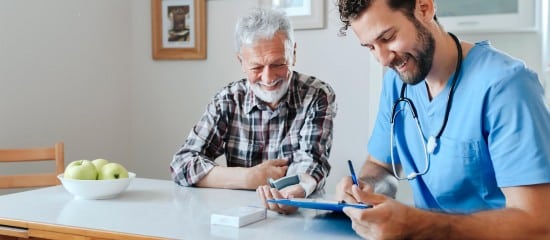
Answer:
[{"xmin": 427, "ymin": 136, "xmax": 437, "ymax": 154}]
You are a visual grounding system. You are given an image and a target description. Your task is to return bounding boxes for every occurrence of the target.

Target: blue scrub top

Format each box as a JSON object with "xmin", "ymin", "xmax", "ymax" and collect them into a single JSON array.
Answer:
[{"xmin": 368, "ymin": 41, "xmax": 550, "ymax": 213}]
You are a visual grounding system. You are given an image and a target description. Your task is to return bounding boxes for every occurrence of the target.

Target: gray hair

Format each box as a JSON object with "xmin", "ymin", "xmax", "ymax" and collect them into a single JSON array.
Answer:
[{"xmin": 234, "ymin": 8, "xmax": 295, "ymax": 64}]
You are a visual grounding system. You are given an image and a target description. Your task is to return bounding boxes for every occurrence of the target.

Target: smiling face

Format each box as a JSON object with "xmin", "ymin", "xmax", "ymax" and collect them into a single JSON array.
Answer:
[
  {"xmin": 238, "ymin": 32, "xmax": 295, "ymax": 106},
  {"xmin": 350, "ymin": 0, "xmax": 435, "ymax": 85}
]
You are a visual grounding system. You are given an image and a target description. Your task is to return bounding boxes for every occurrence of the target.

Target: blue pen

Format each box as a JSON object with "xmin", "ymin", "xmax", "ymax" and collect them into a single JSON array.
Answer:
[{"xmin": 347, "ymin": 160, "xmax": 359, "ymax": 186}]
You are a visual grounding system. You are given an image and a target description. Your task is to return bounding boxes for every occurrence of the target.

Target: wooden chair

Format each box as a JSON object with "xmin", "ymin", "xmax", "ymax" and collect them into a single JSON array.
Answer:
[{"xmin": 0, "ymin": 142, "xmax": 64, "ymax": 189}]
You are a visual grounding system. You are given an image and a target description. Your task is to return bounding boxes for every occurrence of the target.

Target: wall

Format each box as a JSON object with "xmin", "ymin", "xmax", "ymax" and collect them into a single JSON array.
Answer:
[
  {"xmin": 1, "ymin": 0, "xmax": 547, "ymax": 205},
  {"xmin": 0, "ymin": 0, "xmax": 132, "ymax": 188},
  {"xmin": 543, "ymin": 0, "xmax": 550, "ymax": 100}
]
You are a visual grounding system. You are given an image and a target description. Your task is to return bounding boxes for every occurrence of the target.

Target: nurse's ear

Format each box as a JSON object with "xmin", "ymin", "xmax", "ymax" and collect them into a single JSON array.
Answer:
[{"xmin": 414, "ymin": 0, "xmax": 436, "ymax": 24}]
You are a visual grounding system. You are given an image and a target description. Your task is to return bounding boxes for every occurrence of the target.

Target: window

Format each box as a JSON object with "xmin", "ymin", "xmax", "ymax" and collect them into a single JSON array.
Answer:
[{"xmin": 437, "ymin": 0, "xmax": 537, "ymax": 33}]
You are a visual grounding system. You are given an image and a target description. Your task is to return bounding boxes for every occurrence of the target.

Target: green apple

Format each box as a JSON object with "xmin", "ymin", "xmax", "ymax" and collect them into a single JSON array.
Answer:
[
  {"xmin": 92, "ymin": 158, "xmax": 109, "ymax": 172},
  {"xmin": 98, "ymin": 162, "xmax": 129, "ymax": 180},
  {"xmin": 66, "ymin": 159, "xmax": 84, "ymax": 169},
  {"xmin": 64, "ymin": 160, "xmax": 98, "ymax": 180}
]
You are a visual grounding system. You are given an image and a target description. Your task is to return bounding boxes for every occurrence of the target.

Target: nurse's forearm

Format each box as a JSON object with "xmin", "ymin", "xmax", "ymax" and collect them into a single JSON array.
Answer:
[
  {"xmin": 358, "ymin": 156, "xmax": 398, "ymax": 198},
  {"xmin": 407, "ymin": 207, "xmax": 549, "ymax": 240}
]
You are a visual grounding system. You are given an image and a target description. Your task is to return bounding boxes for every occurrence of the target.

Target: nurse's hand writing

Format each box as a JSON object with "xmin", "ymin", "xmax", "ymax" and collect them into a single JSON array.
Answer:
[
  {"xmin": 257, "ymin": 184, "xmax": 304, "ymax": 214},
  {"xmin": 335, "ymin": 176, "xmax": 374, "ymax": 204},
  {"xmin": 343, "ymin": 185, "xmax": 411, "ymax": 240},
  {"xmin": 246, "ymin": 159, "xmax": 288, "ymax": 188}
]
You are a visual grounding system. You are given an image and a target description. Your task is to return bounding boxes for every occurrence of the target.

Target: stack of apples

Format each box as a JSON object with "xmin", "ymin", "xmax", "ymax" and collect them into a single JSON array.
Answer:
[{"xmin": 64, "ymin": 158, "xmax": 129, "ymax": 180}]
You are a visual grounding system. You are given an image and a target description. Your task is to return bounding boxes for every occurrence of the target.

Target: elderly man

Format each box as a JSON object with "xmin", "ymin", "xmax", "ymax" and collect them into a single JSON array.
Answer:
[{"xmin": 170, "ymin": 8, "xmax": 336, "ymax": 214}]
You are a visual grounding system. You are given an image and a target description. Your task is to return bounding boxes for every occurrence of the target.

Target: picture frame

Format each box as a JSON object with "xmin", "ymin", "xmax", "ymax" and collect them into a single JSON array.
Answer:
[
  {"xmin": 151, "ymin": 0, "xmax": 206, "ymax": 60},
  {"xmin": 258, "ymin": 0, "xmax": 325, "ymax": 30}
]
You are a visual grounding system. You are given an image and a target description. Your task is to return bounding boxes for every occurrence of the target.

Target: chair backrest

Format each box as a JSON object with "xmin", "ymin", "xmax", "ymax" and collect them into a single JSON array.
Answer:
[{"xmin": 0, "ymin": 142, "xmax": 64, "ymax": 189}]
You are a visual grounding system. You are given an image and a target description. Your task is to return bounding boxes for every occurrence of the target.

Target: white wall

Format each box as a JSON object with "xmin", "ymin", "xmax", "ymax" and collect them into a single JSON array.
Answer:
[
  {"xmin": 2, "ymin": 0, "xmax": 547, "ymax": 205},
  {"xmin": 543, "ymin": 0, "xmax": 550, "ymax": 100},
  {"xmin": 0, "ymin": 0, "xmax": 132, "ymax": 177}
]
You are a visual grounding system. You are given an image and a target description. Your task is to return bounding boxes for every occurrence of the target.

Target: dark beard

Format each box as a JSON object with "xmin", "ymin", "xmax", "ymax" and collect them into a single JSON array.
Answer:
[{"xmin": 393, "ymin": 20, "xmax": 435, "ymax": 85}]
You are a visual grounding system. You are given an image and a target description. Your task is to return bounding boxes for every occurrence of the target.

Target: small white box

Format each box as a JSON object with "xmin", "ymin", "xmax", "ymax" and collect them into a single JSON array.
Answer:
[{"xmin": 210, "ymin": 206, "xmax": 266, "ymax": 227}]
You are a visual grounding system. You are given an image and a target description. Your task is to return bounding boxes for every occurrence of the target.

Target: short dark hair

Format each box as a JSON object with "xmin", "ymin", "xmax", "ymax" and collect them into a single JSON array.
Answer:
[{"xmin": 336, "ymin": 0, "xmax": 436, "ymax": 36}]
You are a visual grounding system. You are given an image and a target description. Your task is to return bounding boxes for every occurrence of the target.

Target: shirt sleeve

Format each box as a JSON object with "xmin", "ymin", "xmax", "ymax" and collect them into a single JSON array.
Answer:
[
  {"xmin": 484, "ymin": 65, "xmax": 550, "ymax": 187},
  {"xmin": 170, "ymin": 96, "xmax": 227, "ymax": 187},
  {"xmin": 368, "ymin": 70, "xmax": 401, "ymax": 165},
  {"xmin": 287, "ymin": 81, "xmax": 337, "ymax": 193}
]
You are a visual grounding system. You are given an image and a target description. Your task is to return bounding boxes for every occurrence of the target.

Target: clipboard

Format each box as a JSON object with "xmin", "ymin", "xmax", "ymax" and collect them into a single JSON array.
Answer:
[{"xmin": 267, "ymin": 198, "xmax": 372, "ymax": 212}]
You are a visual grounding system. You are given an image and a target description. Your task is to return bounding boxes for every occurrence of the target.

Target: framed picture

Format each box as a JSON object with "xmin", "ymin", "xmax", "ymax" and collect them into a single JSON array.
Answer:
[
  {"xmin": 151, "ymin": 0, "xmax": 206, "ymax": 60},
  {"xmin": 258, "ymin": 0, "xmax": 325, "ymax": 30}
]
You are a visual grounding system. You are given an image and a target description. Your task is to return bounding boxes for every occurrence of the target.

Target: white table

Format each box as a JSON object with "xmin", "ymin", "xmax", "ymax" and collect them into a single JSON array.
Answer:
[{"xmin": 0, "ymin": 177, "xmax": 361, "ymax": 239}]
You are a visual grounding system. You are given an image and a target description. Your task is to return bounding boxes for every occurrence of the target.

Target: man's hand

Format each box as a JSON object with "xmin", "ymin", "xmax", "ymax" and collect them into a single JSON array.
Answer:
[
  {"xmin": 257, "ymin": 184, "xmax": 305, "ymax": 214},
  {"xmin": 343, "ymin": 184, "xmax": 550, "ymax": 240},
  {"xmin": 336, "ymin": 157, "xmax": 398, "ymax": 201},
  {"xmin": 335, "ymin": 176, "xmax": 374, "ymax": 204},
  {"xmin": 245, "ymin": 159, "xmax": 288, "ymax": 189},
  {"xmin": 343, "ymin": 185, "xmax": 410, "ymax": 240}
]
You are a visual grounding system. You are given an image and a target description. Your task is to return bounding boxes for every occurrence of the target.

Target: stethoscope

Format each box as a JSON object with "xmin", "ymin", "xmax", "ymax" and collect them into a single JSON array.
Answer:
[{"xmin": 390, "ymin": 32, "xmax": 463, "ymax": 181}]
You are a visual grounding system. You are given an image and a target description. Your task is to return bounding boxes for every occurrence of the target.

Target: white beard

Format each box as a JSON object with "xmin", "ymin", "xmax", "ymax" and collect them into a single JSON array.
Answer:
[{"xmin": 249, "ymin": 72, "xmax": 292, "ymax": 104}]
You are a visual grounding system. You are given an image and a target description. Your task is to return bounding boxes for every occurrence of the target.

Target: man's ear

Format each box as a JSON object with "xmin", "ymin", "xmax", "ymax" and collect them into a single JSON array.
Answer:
[
  {"xmin": 291, "ymin": 42, "xmax": 297, "ymax": 67},
  {"xmin": 236, "ymin": 54, "xmax": 242, "ymax": 64},
  {"xmin": 237, "ymin": 54, "xmax": 245, "ymax": 72},
  {"xmin": 414, "ymin": 0, "xmax": 436, "ymax": 23}
]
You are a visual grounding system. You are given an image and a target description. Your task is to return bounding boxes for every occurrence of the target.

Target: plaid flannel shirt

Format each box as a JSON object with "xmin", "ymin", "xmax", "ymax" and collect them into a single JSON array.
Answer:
[{"xmin": 170, "ymin": 71, "xmax": 336, "ymax": 192}]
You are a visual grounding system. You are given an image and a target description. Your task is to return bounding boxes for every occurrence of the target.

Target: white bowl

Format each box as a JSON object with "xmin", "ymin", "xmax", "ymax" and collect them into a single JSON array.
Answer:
[{"xmin": 57, "ymin": 172, "xmax": 136, "ymax": 200}]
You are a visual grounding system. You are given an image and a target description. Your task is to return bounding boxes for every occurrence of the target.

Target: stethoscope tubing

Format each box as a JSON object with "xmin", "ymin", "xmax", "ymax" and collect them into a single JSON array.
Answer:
[
  {"xmin": 390, "ymin": 101, "xmax": 431, "ymax": 180},
  {"xmin": 389, "ymin": 32, "xmax": 463, "ymax": 181}
]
